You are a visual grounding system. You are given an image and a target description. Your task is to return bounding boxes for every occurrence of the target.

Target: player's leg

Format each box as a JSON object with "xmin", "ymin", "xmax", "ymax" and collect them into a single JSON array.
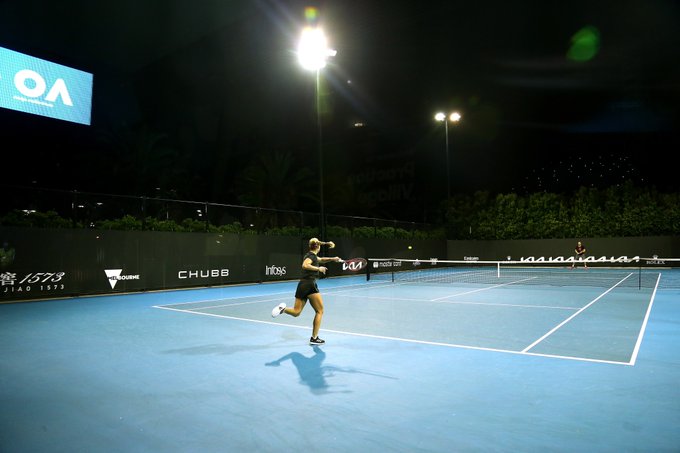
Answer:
[
  {"xmin": 285, "ymin": 298, "xmax": 306, "ymax": 317},
  {"xmin": 273, "ymin": 280, "xmax": 309, "ymax": 317},
  {"xmin": 308, "ymin": 293, "xmax": 324, "ymax": 340}
]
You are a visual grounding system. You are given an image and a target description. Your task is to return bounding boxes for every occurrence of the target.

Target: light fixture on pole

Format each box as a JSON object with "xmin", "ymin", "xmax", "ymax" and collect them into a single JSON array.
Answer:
[
  {"xmin": 434, "ymin": 111, "xmax": 462, "ymax": 200},
  {"xmin": 298, "ymin": 25, "xmax": 336, "ymax": 242}
]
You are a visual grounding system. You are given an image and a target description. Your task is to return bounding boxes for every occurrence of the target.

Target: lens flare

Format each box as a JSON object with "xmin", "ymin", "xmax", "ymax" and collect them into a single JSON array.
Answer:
[
  {"xmin": 567, "ymin": 26, "xmax": 600, "ymax": 62},
  {"xmin": 304, "ymin": 7, "xmax": 318, "ymax": 23}
]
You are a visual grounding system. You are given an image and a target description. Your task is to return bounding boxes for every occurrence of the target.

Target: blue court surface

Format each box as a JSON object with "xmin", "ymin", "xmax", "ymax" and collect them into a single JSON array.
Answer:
[{"xmin": 1, "ymin": 271, "xmax": 679, "ymax": 452}]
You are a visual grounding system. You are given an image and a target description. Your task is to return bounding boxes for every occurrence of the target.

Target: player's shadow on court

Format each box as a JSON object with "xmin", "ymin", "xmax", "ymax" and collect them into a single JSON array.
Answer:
[{"xmin": 265, "ymin": 346, "xmax": 397, "ymax": 395}]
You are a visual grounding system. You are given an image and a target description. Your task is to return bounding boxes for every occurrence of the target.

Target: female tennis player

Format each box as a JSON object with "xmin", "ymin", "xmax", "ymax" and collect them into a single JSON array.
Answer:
[{"xmin": 271, "ymin": 238, "xmax": 342, "ymax": 345}]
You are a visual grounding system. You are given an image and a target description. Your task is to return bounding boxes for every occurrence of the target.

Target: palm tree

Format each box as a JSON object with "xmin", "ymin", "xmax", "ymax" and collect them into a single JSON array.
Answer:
[
  {"xmin": 95, "ymin": 122, "xmax": 187, "ymax": 196},
  {"xmin": 233, "ymin": 150, "xmax": 316, "ymax": 229}
]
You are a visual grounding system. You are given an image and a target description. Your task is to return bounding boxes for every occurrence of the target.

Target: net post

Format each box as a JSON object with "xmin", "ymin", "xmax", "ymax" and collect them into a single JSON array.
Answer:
[
  {"xmin": 497, "ymin": 261, "xmax": 500, "ymax": 278},
  {"xmin": 638, "ymin": 262, "xmax": 641, "ymax": 290}
]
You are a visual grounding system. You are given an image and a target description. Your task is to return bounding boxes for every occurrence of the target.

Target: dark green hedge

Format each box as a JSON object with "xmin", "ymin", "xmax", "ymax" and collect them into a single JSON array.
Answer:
[
  {"xmin": 3, "ymin": 183, "xmax": 676, "ymax": 240},
  {"xmin": 0, "ymin": 211, "xmax": 443, "ymax": 240},
  {"xmin": 445, "ymin": 183, "xmax": 680, "ymax": 239}
]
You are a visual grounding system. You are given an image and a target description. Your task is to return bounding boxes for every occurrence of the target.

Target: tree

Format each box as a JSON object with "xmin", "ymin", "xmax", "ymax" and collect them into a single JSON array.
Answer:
[{"xmin": 96, "ymin": 122, "xmax": 186, "ymax": 196}]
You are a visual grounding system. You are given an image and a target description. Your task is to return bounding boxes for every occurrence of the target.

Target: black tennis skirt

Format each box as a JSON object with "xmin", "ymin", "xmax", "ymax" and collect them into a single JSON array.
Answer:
[{"xmin": 295, "ymin": 278, "xmax": 319, "ymax": 301}]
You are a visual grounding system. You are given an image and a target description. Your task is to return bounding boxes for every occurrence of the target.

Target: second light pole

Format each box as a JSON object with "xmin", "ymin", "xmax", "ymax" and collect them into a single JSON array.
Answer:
[{"xmin": 434, "ymin": 111, "xmax": 461, "ymax": 200}]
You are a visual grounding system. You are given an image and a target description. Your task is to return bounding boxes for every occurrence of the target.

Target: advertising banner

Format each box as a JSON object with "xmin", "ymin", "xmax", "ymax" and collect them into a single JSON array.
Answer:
[
  {"xmin": 0, "ymin": 227, "xmax": 447, "ymax": 302},
  {"xmin": 0, "ymin": 46, "xmax": 93, "ymax": 125}
]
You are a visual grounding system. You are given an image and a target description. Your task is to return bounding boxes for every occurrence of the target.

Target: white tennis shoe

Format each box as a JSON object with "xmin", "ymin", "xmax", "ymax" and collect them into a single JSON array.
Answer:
[{"xmin": 271, "ymin": 303, "xmax": 286, "ymax": 318}]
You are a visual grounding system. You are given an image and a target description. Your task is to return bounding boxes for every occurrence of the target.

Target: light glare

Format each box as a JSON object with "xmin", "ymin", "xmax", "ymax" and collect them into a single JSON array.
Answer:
[{"xmin": 298, "ymin": 27, "xmax": 330, "ymax": 71}]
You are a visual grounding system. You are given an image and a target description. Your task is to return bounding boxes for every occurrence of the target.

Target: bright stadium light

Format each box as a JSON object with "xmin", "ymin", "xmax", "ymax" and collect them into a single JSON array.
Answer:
[
  {"xmin": 297, "ymin": 27, "xmax": 335, "ymax": 71},
  {"xmin": 434, "ymin": 111, "xmax": 462, "ymax": 200}
]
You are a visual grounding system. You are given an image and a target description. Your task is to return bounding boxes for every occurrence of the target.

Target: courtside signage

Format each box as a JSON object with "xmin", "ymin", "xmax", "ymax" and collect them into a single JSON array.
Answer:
[
  {"xmin": 1, "ymin": 271, "xmax": 66, "ymax": 295},
  {"xmin": 0, "ymin": 46, "xmax": 93, "ymax": 125},
  {"xmin": 178, "ymin": 269, "xmax": 230, "ymax": 279},
  {"xmin": 265, "ymin": 265, "xmax": 287, "ymax": 277},
  {"xmin": 520, "ymin": 256, "xmax": 639, "ymax": 262},
  {"xmin": 342, "ymin": 258, "xmax": 367, "ymax": 272},
  {"xmin": 105, "ymin": 269, "xmax": 140, "ymax": 289}
]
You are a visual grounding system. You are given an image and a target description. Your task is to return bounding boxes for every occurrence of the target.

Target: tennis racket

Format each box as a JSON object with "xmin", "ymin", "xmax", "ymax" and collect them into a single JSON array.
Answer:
[{"xmin": 340, "ymin": 257, "xmax": 368, "ymax": 273}]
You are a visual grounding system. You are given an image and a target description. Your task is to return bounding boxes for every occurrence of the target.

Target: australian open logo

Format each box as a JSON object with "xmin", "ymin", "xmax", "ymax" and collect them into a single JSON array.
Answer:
[
  {"xmin": 105, "ymin": 269, "xmax": 140, "ymax": 289},
  {"xmin": 343, "ymin": 258, "xmax": 367, "ymax": 272},
  {"xmin": 13, "ymin": 69, "xmax": 73, "ymax": 107}
]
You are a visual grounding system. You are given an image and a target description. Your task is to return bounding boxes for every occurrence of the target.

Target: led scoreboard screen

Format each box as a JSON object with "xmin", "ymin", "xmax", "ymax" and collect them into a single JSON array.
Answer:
[{"xmin": 0, "ymin": 46, "xmax": 93, "ymax": 125}]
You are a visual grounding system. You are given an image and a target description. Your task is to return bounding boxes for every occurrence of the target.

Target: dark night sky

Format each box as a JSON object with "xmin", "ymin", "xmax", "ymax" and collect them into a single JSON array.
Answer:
[{"xmin": 1, "ymin": 0, "xmax": 679, "ymax": 220}]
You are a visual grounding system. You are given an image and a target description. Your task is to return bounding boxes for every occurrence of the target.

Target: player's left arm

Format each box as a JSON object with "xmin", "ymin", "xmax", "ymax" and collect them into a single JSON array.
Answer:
[
  {"xmin": 320, "ymin": 256, "xmax": 342, "ymax": 263},
  {"xmin": 318, "ymin": 240, "xmax": 341, "ymax": 262}
]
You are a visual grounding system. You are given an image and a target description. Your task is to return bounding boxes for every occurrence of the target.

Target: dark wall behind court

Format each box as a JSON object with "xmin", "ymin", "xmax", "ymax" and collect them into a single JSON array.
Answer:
[
  {"xmin": 447, "ymin": 237, "xmax": 680, "ymax": 261},
  {"xmin": 0, "ymin": 226, "xmax": 677, "ymax": 302},
  {"xmin": 0, "ymin": 227, "xmax": 445, "ymax": 302}
]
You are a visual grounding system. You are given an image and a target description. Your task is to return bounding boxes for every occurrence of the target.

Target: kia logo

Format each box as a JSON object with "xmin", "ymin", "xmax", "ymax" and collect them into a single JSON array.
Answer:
[{"xmin": 342, "ymin": 258, "xmax": 367, "ymax": 272}]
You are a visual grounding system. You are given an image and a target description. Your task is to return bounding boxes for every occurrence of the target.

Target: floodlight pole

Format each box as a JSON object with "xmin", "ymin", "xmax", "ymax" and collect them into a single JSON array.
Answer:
[
  {"xmin": 435, "ymin": 112, "xmax": 461, "ymax": 201},
  {"xmin": 298, "ymin": 26, "xmax": 335, "ymax": 242},
  {"xmin": 444, "ymin": 119, "xmax": 450, "ymax": 200},
  {"xmin": 315, "ymin": 68, "xmax": 325, "ymax": 242}
]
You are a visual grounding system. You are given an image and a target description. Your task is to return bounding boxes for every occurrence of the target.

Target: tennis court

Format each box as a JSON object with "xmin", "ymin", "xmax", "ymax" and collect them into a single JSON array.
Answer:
[
  {"xmin": 1, "ymin": 262, "xmax": 679, "ymax": 452},
  {"xmin": 158, "ymin": 261, "xmax": 659, "ymax": 365}
]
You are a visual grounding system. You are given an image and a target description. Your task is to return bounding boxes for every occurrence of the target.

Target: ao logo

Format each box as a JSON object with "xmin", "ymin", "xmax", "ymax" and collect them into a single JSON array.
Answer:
[{"xmin": 14, "ymin": 69, "xmax": 73, "ymax": 106}]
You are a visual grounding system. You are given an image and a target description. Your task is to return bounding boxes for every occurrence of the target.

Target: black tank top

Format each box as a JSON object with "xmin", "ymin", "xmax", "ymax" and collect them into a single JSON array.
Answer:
[{"xmin": 301, "ymin": 252, "xmax": 320, "ymax": 280}]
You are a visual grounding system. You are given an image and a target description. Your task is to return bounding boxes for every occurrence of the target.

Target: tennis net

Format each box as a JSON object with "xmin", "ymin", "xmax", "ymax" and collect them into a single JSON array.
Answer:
[{"xmin": 365, "ymin": 258, "xmax": 674, "ymax": 289}]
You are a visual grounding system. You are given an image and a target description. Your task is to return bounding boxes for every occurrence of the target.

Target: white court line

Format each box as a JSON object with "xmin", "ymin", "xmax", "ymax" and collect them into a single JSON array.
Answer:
[
  {"xmin": 153, "ymin": 304, "xmax": 631, "ymax": 365},
  {"xmin": 321, "ymin": 281, "xmax": 401, "ymax": 294},
  {"xmin": 155, "ymin": 305, "xmax": 295, "ymax": 326},
  {"xmin": 161, "ymin": 291, "xmax": 291, "ymax": 308},
  {"xmin": 169, "ymin": 292, "xmax": 579, "ymax": 313},
  {"xmin": 156, "ymin": 281, "xmax": 392, "ymax": 310},
  {"xmin": 430, "ymin": 276, "xmax": 538, "ymax": 301},
  {"xmin": 401, "ymin": 269, "xmax": 492, "ymax": 284},
  {"xmin": 431, "ymin": 299, "xmax": 578, "ymax": 310},
  {"xmin": 628, "ymin": 273, "xmax": 661, "ymax": 366},
  {"xmin": 324, "ymin": 294, "xmax": 429, "ymax": 303},
  {"xmin": 325, "ymin": 293, "xmax": 578, "ymax": 311},
  {"xmin": 522, "ymin": 272, "xmax": 634, "ymax": 353},
  {"xmin": 184, "ymin": 296, "xmax": 290, "ymax": 311}
]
